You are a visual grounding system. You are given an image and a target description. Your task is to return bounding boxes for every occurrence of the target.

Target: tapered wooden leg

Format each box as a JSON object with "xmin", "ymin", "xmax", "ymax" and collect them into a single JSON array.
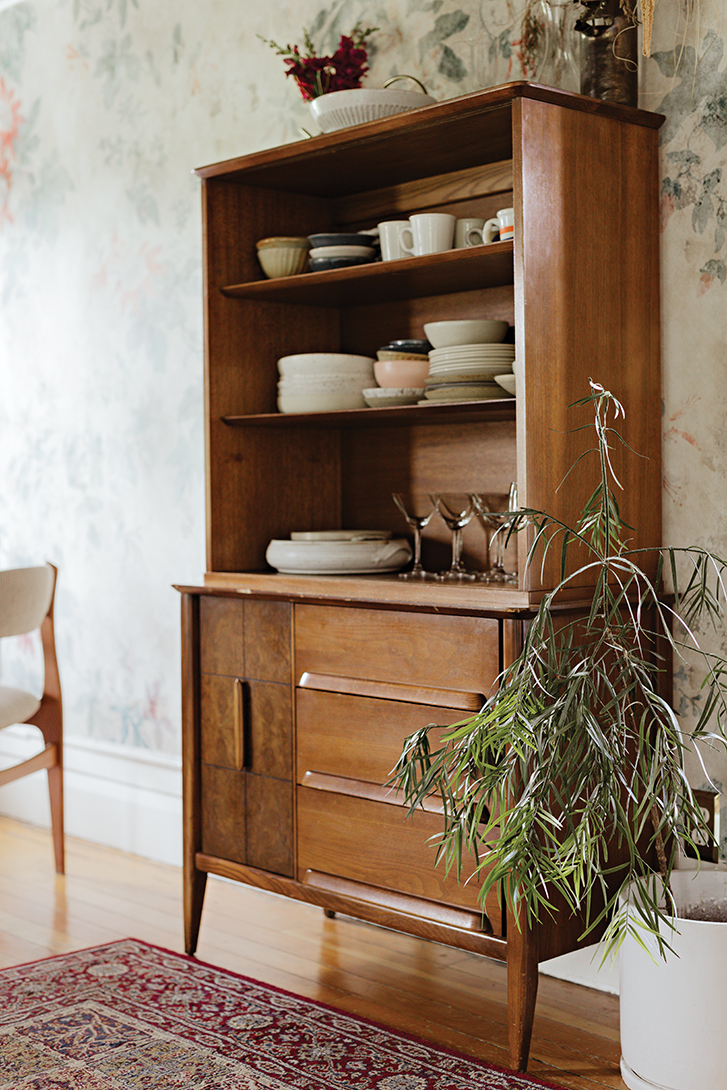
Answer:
[
  {"xmin": 184, "ymin": 866, "xmax": 207, "ymax": 955},
  {"xmin": 47, "ymin": 761, "xmax": 64, "ymax": 874},
  {"xmin": 507, "ymin": 913, "xmax": 539, "ymax": 1071}
]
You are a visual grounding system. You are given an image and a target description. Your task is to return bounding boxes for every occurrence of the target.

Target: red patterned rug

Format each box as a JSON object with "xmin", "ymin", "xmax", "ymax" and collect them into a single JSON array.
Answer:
[{"xmin": 0, "ymin": 939, "xmax": 568, "ymax": 1089}]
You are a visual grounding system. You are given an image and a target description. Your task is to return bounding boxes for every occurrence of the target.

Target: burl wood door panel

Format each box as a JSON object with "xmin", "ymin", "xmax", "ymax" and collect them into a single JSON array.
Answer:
[{"xmin": 199, "ymin": 594, "xmax": 294, "ymax": 876}]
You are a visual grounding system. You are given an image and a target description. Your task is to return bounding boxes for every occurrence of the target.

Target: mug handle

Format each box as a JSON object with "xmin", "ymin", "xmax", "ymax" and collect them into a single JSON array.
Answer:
[
  {"xmin": 482, "ymin": 218, "xmax": 500, "ymax": 243},
  {"xmin": 399, "ymin": 224, "xmax": 416, "ymax": 257},
  {"xmin": 465, "ymin": 226, "xmax": 485, "ymax": 246}
]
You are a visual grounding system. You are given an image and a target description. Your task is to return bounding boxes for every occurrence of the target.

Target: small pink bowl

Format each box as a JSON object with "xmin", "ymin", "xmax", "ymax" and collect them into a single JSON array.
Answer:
[{"xmin": 374, "ymin": 357, "xmax": 430, "ymax": 388}]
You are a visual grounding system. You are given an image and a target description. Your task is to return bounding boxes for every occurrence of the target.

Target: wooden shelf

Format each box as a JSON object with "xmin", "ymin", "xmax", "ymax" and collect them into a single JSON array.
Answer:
[
  {"xmin": 222, "ymin": 397, "xmax": 516, "ymax": 429},
  {"xmin": 221, "ymin": 244, "xmax": 514, "ymax": 307}
]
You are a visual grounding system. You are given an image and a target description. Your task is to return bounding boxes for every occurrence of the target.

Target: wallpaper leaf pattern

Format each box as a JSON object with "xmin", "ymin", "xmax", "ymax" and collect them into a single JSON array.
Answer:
[{"xmin": 0, "ymin": 0, "xmax": 725, "ymax": 854}]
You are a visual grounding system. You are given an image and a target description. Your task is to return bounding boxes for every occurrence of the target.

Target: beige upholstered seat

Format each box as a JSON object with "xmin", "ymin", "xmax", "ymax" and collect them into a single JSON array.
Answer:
[{"xmin": 0, "ymin": 564, "xmax": 64, "ymax": 872}]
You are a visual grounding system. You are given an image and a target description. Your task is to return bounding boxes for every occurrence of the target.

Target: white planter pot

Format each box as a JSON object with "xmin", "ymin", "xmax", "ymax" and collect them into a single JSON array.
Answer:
[{"xmin": 620, "ymin": 871, "xmax": 727, "ymax": 1090}]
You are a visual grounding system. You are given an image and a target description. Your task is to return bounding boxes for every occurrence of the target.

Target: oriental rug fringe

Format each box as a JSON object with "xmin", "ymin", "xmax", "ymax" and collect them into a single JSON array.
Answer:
[{"xmin": 0, "ymin": 938, "xmax": 567, "ymax": 1089}]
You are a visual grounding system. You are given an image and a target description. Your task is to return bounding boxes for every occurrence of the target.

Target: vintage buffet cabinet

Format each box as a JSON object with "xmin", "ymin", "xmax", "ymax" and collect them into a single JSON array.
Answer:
[{"xmin": 176, "ymin": 83, "xmax": 663, "ymax": 1072}]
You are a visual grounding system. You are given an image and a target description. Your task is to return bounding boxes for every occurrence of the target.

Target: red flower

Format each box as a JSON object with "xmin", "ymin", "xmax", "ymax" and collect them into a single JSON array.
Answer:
[{"xmin": 261, "ymin": 24, "xmax": 377, "ymax": 101}]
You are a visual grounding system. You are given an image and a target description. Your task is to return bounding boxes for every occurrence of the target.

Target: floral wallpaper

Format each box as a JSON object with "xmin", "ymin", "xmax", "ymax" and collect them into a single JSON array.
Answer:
[{"xmin": 0, "ymin": 0, "xmax": 726, "ymax": 845}]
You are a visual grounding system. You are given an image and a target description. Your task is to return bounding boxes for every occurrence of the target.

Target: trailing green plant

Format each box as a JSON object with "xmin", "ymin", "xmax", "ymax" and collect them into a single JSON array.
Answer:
[{"xmin": 391, "ymin": 381, "xmax": 727, "ymax": 960}]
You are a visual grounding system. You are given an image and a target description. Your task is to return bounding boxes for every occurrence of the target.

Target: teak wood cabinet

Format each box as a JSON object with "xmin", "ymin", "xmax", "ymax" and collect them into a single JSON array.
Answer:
[{"xmin": 177, "ymin": 83, "xmax": 664, "ymax": 1072}]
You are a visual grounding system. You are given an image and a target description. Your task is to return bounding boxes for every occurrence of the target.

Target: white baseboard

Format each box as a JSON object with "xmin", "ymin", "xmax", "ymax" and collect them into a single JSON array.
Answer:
[
  {"xmin": 0, "ymin": 726, "xmax": 182, "ymax": 866},
  {"xmin": 540, "ymin": 945, "xmax": 619, "ymax": 994}
]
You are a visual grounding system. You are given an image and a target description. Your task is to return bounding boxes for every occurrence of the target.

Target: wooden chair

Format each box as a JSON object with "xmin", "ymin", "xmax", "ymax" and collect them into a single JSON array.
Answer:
[{"xmin": 0, "ymin": 563, "xmax": 64, "ymax": 872}]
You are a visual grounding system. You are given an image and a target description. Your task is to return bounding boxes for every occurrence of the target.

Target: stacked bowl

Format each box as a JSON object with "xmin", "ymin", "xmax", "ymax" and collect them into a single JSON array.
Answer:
[
  {"xmin": 277, "ymin": 353, "xmax": 376, "ymax": 414},
  {"xmin": 308, "ymin": 232, "xmax": 379, "ymax": 272},
  {"xmin": 363, "ymin": 338, "xmax": 432, "ymax": 408},
  {"xmin": 422, "ymin": 320, "xmax": 515, "ymax": 402}
]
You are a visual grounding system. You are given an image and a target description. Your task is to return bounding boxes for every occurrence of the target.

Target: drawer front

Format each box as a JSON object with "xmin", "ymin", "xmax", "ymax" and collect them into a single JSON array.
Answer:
[
  {"xmin": 296, "ymin": 688, "xmax": 465, "ymax": 786},
  {"xmin": 297, "ymin": 786, "xmax": 501, "ymax": 935},
  {"xmin": 295, "ymin": 604, "xmax": 499, "ymax": 694},
  {"xmin": 201, "ymin": 596, "xmax": 291, "ymax": 683}
]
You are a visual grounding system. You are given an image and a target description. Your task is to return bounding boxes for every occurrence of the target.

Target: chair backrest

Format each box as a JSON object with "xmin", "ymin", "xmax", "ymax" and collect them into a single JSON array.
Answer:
[{"xmin": 0, "ymin": 566, "xmax": 55, "ymax": 639}]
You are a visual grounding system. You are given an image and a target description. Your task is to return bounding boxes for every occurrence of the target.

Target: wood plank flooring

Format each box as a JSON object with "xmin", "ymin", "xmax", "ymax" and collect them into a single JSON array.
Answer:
[{"xmin": 0, "ymin": 816, "xmax": 626, "ymax": 1089}]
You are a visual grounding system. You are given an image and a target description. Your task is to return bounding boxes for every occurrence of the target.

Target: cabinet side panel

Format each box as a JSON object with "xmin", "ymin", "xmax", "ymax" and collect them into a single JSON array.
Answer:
[
  {"xmin": 246, "ymin": 775, "xmax": 294, "ymax": 876},
  {"xmin": 513, "ymin": 99, "xmax": 661, "ymax": 591},
  {"xmin": 201, "ymin": 764, "xmax": 246, "ymax": 864},
  {"xmin": 244, "ymin": 599, "xmax": 291, "ymax": 684}
]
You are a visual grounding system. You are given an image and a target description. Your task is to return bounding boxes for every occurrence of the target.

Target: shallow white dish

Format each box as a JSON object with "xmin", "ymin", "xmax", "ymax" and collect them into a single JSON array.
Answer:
[
  {"xmin": 277, "ymin": 353, "xmax": 375, "ymax": 376},
  {"xmin": 309, "ymin": 87, "xmax": 437, "ymax": 134},
  {"xmin": 291, "ymin": 529, "xmax": 393, "ymax": 541},
  {"xmin": 428, "ymin": 345, "xmax": 515, "ymax": 362},
  {"xmin": 362, "ymin": 387, "xmax": 425, "ymax": 407},
  {"xmin": 266, "ymin": 536, "xmax": 412, "ymax": 574},
  {"xmin": 428, "ymin": 362, "xmax": 512, "ymax": 378},
  {"xmin": 424, "ymin": 319, "xmax": 509, "ymax": 348},
  {"xmin": 495, "ymin": 373, "xmax": 517, "ymax": 395},
  {"xmin": 424, "ymin": 382, "xmax": 504, "ymax": 402},
  {"xmin": 309, "ymin": 245, "xmax": 376, "ymax": 260}
]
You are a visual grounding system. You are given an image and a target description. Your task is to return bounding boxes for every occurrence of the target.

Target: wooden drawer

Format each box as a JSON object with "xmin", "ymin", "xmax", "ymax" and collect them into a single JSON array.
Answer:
[
  {"xmin": 296, "ymin": 786, "xmax": 501, "ymax": 935},
  {"xmin": 294, "ymin": 604, "xmax": 499, "ymax": 695},
  {"xmin": 296, "ymin": 688, "xmax": 465, "ymax": 787}
]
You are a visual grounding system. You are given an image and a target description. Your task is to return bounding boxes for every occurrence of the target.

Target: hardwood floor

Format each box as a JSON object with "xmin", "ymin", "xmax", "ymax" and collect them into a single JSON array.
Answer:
[{"xmin": 0, "ymin": 816, "xmax": 626, "ymax": 1089}]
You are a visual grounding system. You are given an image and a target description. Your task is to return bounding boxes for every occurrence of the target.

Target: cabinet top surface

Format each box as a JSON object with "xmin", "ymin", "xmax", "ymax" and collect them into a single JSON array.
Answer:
[{"xmin": 194, "ymin": 82, "xmax": 664, "ymax": 197}]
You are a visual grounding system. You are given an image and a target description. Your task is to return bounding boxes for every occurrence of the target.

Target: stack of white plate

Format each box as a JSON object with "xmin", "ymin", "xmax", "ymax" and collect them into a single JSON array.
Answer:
[
  {"xmin": 266, "ymin": 531, "xmax": 412, "ymax": 574},
  {"xmin": 424, "ymin": 343, "xmax": 516, "ymax": 402},
  {"xmin": 277, "ymin": 353, "xmax": 376, "ymax": 413}
]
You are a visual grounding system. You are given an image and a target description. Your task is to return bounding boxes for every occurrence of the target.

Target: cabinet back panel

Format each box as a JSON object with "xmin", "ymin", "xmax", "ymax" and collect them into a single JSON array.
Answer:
[
  {"xmin": 340, "ymin": 288, "xmax": 515, "ymax": 358},
  {"xmin": 332, "ymin": 160, "xmax": 514, "ymax": 224},
  {"xmin": 340, "ymin": 420, "xmax": 518, "ymax": 569}
]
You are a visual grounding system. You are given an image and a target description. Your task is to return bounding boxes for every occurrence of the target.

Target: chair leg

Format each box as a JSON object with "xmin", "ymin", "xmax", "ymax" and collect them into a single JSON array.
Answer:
[{"xmin": 47, "ymin": 763, "xmax": 65, "ymax": 874}]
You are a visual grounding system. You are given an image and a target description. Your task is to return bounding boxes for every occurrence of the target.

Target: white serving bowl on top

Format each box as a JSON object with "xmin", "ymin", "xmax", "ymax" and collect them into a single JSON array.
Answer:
[
  {"xmin": 423, "ymin": 319, "xmax": 509, "ymax": 348},
  {"xmin": 309, "ymin": 86, "xmax": 436, "ymax": 134},
  {"xmin": 277, "ymin": 353, "xmax": 375, "ymax": 377},
  {"xmin": 266, "ymin": 536, "xmax": 412, "ymax": 574}
]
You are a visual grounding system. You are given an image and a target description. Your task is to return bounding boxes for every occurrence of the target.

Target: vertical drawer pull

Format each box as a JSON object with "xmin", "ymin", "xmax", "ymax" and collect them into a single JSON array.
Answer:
[{"xmin": 233, "ymin": 678, "xmax": 246, "ymax": 770}]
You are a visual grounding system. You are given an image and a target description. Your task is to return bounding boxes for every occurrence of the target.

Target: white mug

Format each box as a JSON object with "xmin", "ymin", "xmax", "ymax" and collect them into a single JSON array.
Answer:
[
  {"xmin": 467, "ymin": 207, "xmax": 515, "ymax": 245},
  {"xmin": 400, "ymin": 213, "xmax": 455, "ymax": 256},
  {"xmin": 454, "ymin": 218, "xmax": 485, "ymax": 248},
  {"xmin": 378, "ymin": 220, "xmax": 411, "ymax": 261}
]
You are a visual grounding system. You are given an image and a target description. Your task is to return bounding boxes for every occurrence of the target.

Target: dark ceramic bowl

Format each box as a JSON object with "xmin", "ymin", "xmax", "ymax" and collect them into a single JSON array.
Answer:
[
  {"xmin": 378, "ymin": 338, "xmax": 433, "ymax": 354},
  {"xmin": 309, "ymin": 255, "xmax": 377, "ymax": 272},
  {"xmin": 308, "ymin": 233, "xmax": 378, "ymax": 249}
]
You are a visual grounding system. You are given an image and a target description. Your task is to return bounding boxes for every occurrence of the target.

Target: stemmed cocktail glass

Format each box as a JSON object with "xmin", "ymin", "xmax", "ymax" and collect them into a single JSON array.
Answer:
[
  {"xmin": 392, "ymin": 494, "xmax": 436, "ymax": 580},
  {"xmin": 430, "ymin": 493, "xmax": 477, "ymax": 581},
  {"xmin": 471, "ymin": 483, "xmax": 518, "ymax": 582}
]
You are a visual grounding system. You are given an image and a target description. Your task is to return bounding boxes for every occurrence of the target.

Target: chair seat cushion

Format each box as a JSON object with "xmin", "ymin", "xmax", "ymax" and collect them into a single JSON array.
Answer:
[{"xmin": 0, "ymin": 686, "xmax": 41, "ymax": 729}]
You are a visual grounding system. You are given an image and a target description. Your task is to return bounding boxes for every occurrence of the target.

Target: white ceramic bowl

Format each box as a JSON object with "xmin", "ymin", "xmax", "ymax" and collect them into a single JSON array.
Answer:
[
  {"xmin": 290, "ymin": 530, "xmax": 393, "ymax": 541},
  {"xmin": 308, "ymin": 245, "xmax": 376, "ymax": 260},
  {"xmin": 278, "ymin": 373, "xmax": 373, "ymax": 389},
  {"xmin": 277, "ymin": 353, "xmax": 375, "ymax": 377},
  {"xmin": 278, "ymin": 390, "xmax": 367, "ymax": 413},
  {"xmin": 495, "ymin": 373, "xmax": 517, "ymax": 395},
  {"xmin": 266, "ymin": 536, "xmax": 412, "ymax": 573},
  {"xmin": 423, "ymin": 320, "xmax": 509, "ymax": 348},
  {"xmin": 374, "ymin": 357, "xmax": 430, "ymax": 388},
  {"xmin": 309, "ymin": 87, "xmax": 437, "ymax": 134}
]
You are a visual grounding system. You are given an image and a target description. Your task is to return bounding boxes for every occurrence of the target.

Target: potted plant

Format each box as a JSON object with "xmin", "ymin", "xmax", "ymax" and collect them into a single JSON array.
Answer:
[{"xmin": 391, "ymin": 382, "xmax": 727, "ymax": 1090}]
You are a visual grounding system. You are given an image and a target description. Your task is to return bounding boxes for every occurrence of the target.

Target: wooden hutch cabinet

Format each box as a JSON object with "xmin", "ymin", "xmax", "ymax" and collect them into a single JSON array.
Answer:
[{"xmin": 177, "ymin": 83, "xmax": 663, "ymax": 1072}]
